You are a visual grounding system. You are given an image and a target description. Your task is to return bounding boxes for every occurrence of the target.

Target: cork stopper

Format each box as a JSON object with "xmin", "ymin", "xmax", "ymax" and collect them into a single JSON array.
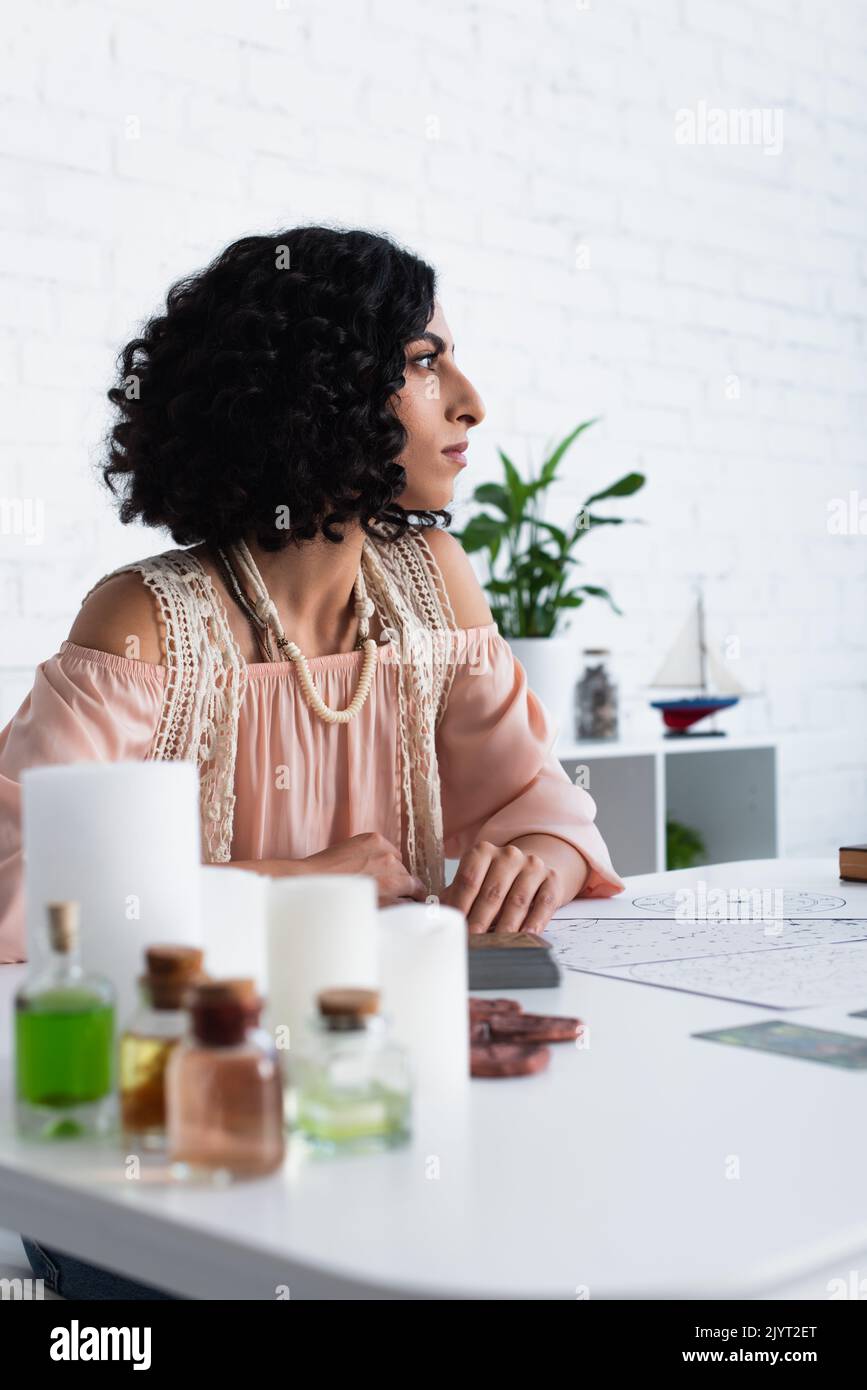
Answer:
[
  {"xmin": 187, "ymin": 979, "xmax": 256, "ymax": 1046},
  {"xmin": 46, "ymin": 901, "xmax": 79, "ymax": 954},
  {"xmin": 221, "ymin": 977, "xmax": 260, "ymax": 1007},
  {"xmin": 213, "ymin": 977, "xmax": 263, "ymax": 1025},
  {"xmin": 140, "ymin": 945, "xmax": 206, "ymax": 1010},
  {"xmin": 317, "ymin": 987, "xmax": 380, "ymax": 1031}
]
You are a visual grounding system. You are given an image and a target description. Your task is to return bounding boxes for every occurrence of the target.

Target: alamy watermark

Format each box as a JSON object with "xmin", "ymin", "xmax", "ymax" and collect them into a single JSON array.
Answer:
[
  {"xmin": 675, "ymin": 100, "xmax": 784, "ymax": 156},
  {"xmin": 0, "ymin": 497, "xmax": 44, "ymax": 545},
  {"xmin": 674, "ymin": 880, "xmax": 785, "ymax": 924}
]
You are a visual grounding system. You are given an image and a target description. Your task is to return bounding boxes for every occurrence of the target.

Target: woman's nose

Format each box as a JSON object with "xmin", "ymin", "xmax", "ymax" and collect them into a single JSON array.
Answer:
[{"xmin": 453, "ymin": 371, "xmax": 486, "ymax": 428}]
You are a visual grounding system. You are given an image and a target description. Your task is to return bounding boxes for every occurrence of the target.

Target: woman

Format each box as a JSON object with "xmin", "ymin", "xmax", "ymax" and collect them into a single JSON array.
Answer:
[{"xmin": 1, "ymin": 227, "xmax": 625, "ymax": 1297}]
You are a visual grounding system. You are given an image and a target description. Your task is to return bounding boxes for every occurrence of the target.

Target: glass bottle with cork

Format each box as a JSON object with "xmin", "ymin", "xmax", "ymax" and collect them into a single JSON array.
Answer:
[
  {"xmin": 14, "ymin": 900, "xmax": 115, "ymax": 1139},
  {"xmin": 293, "ymin": 987, "xmax": 412, "ymax": 1155},
  {"xmin": 165, "ymin": 979, "xmax": 285, "ymax": 1181},
  {"xmin": 119, "ymin": 945, "xmax": 206, "ymax": 1152}
]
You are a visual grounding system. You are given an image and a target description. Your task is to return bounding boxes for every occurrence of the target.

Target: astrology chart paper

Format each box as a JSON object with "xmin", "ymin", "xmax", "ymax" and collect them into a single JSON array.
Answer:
[
  {"xmin": 542, "ymin": 916, "xmax": 867, "ymax": 1009},
  {"xmin": 550, "ymin": 887, "xmax": 867, "ymax": 921}
]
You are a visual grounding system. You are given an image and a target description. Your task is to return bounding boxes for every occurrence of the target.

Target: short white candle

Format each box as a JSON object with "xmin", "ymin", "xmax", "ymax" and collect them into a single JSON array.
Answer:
[
  {"xmin": 377, "ymin": 902, "xmax": 469, "ymax": 1105},
  {"xmin": 264, "ymin": 874, "xmax": 378, "ymax": 1062},
  {"xmin": 199, "ymin": 865, "xmax": 267, "ymax": 995}
]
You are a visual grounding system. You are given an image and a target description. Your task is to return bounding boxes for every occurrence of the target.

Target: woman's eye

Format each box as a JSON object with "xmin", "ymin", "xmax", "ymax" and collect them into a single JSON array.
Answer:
[{"xmin": 413, "ymin": 352, "xmax": 438, "ymax": 369}]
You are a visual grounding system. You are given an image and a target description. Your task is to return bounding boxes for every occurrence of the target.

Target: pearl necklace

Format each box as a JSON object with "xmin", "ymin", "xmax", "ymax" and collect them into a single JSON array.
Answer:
[{"xmin": 216, "ymin": 539, "xmax": 379, "ymax": 726}]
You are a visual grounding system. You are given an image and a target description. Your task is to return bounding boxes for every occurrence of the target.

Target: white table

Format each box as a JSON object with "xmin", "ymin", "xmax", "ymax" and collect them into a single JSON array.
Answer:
[{"xmin": 2, "ymin": 857, "xmax": 867, "ymax": 1300}]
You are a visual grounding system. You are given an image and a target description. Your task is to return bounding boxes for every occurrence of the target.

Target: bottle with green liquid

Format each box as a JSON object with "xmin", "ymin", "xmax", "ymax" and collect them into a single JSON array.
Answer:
[
  {"xmin": 15, "ymin": 901, "xmax": 116, "ymax": 1139},
  {"xmin": 293, "ymin": 988, "xmax": 412, "ymax": 1155}
]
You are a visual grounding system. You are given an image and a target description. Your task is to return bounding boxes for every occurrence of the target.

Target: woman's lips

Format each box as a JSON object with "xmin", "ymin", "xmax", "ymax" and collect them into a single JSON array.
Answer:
[{"xmin": 442, "ymin": 443, "xmax": 468, "ymax": 466}]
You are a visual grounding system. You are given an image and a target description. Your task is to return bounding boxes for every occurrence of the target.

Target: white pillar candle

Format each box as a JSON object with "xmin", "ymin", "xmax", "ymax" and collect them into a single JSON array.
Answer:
[
  {"xmin": 377, "ymin": 902, "xmax": 469, "ymax": 1106},
  {"xmin": 198, "ymin": 865, "xmax": 267, "ymax": 995},
  {"xmin": 21, "ymin": 761, "xmax": 203, "ymax": 1024},
  {"xmin": 264, "ymin": 875, "xmax": 378, "ymax": 1060}
]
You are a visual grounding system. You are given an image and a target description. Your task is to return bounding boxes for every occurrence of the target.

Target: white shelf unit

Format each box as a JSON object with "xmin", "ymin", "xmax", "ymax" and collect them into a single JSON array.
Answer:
[{"xmin": 554, "ymin": 734, "xmax": 780, "ymax": 877}]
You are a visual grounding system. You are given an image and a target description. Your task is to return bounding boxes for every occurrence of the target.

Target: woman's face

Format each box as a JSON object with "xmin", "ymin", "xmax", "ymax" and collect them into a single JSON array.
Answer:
[{"xmin": 392, "ymin": 301, "xmax": 486, "ymax": 512}]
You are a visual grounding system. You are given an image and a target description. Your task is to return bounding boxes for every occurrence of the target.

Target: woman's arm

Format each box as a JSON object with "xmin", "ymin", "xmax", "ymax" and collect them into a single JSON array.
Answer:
[
  {"xmin": 505, "ymin": 832, "xmax": 589, "ymax": 904},
  {"xmin": 212, "ymin": 833, "xmax": 426, "ymax": 906},
  {"xmin": 442, "ymin": 835, "xmax": 591, "ymax": 935},
  {"xmin": 0, "ymin": 579, "xmax": 169, "ymax": 962},
  {"xmin": 426, "ymin": 528, "xmax": 625, "ymax": 933},
  {"xmin": 67, "ymin": 571, "xmax": 167, "ymax": 663},
  {"xmin": 208, "ymin": 858, "xmax": 303, "ymax": 878}
]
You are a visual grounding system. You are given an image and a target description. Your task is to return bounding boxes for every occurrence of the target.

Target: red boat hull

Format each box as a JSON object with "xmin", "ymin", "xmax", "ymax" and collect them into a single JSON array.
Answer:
[{"xmin": 651, "ymin": 697, "xmax": 740, "ymax": 733}]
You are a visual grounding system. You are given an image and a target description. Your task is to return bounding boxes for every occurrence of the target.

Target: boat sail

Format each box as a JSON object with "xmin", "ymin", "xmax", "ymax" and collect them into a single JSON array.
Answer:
[{"xmin": 649, "ymin": 591, "xmax": 747, "ymax": 735}]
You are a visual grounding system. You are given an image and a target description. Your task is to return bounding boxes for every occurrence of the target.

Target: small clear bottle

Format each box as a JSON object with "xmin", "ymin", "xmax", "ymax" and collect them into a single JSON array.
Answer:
[
  {"xmin": 293, "ymin": 988, "xmax": 412, "ymax": 1155},
  {"xmin": 119, "ymin": 945, "xmax": 206, "ymax": 1152},
  {"xmin": 166, "ymin": 979, "xmax": 285, "ymax": 1181},
  {"xmin": 14, "ymin": 901, "xmax": 115, "ymax": 1140}
]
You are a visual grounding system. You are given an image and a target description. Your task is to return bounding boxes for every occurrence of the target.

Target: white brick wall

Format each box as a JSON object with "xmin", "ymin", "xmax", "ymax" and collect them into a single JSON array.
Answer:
[{"xmin": 1, "ymin": 0, "xmax": 866, "ymax": 859}]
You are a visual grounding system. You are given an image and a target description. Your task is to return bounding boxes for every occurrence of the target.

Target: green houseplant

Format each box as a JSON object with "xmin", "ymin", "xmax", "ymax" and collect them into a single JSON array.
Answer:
[
  {"xmin": 451, "ymin": 420, "xmax": 645, "ymax": 742},
  {"xmin": 451, "ymin": 420, "xmax": 645, "ymax": 637},
  {"xmin": 666, "ymin": 818, "xmax": 706, "ymax": 871}
]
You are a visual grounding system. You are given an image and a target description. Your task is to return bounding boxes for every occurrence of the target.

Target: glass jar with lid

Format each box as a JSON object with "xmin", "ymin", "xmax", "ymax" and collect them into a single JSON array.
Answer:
[
  {"xmin": 293, "ymin": 988, "xmax": 411, "ymax": 1155},
  {"xmin": 575, "ymin": 648, "xmax": 619, "ymax": 740}
]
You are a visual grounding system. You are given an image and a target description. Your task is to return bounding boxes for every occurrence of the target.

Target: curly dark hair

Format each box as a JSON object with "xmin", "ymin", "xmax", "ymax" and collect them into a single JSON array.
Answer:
[{"xmin": 100, "ymin": 226, "xmax": 449, "ymax": 550}]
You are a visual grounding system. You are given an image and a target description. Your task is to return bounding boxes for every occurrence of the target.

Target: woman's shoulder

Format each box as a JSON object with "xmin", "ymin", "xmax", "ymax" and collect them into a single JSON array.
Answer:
[
  {"xmin": 66, "ymin": 547, "xmax": 188, "ymax": 665},
  {"xmin": 403, "ymin": 526, "xmax": 495, "ymax": 630}
]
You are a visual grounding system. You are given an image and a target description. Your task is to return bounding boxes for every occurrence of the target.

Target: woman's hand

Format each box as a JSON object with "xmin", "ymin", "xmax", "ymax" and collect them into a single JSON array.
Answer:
[
  {"xmin": 302, "ymin": 832, "xmax": 426, "ymax": 908},
  {"xmin": 439, "ymin": 839, "xmax": 564, "ymax": 934}
]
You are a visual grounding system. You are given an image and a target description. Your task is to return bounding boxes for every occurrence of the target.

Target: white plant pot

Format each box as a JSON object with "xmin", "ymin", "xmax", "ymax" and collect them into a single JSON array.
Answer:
[{"xmin": 507, "ymin": 636, "xmax": 576, "ymax": 746}]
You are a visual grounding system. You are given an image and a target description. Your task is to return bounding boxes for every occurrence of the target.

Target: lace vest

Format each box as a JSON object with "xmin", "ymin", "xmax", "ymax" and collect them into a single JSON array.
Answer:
[{"xmin": 80, "ymin": 531, "xmax": 460, "ymax": 897}]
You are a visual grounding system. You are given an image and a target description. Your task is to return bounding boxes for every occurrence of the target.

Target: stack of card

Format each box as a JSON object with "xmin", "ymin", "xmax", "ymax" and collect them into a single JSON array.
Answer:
[
  {"xmin": 467, "ymin": 931, "xmax": 561, "ymax": 990},
  {"xmin": 839, "ymin": 843, "xmax": 867, "ymax": 882}
]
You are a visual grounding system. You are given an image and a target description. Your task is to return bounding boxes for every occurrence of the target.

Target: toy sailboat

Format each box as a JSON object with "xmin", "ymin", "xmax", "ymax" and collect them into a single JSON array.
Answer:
[{"xmin": 648, "ymin": 591, "xmax": 747, "ymax": 735}]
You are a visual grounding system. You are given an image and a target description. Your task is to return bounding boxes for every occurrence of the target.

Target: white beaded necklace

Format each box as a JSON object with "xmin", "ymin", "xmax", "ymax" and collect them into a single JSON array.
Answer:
[{"xmin": 218, "ymin": 538, "xmax": 379, "ymax": 726}]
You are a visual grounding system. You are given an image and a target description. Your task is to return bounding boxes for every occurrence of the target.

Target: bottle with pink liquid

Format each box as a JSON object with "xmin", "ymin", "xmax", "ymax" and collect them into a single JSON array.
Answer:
[{"xmin": 166, "ymin": 979, "xmax": 284, "ymax": 1181}]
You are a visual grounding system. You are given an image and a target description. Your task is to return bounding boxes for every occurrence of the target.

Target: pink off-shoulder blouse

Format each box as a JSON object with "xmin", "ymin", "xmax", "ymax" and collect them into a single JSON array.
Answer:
[{"xmin": 0, "ymin": 621, "xmax": 625, "ymax": 962}]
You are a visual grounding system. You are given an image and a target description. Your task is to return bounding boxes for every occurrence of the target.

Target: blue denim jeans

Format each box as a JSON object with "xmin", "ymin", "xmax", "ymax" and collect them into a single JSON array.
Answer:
[{"xmin": 20, "ymin": 1235, "xmax": 184, "ymax": 1300}]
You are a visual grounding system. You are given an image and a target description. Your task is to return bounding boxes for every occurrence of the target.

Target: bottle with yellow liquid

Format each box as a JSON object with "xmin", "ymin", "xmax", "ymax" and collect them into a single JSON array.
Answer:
[{"xmin": 119, "ymin": 945, "xmax": 205, "ymax": 1152}]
